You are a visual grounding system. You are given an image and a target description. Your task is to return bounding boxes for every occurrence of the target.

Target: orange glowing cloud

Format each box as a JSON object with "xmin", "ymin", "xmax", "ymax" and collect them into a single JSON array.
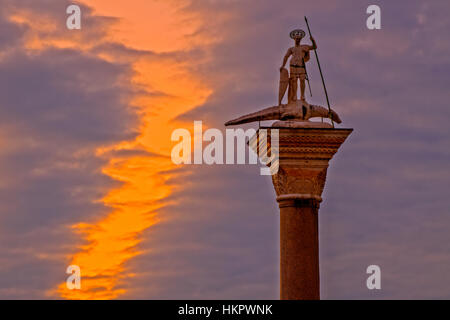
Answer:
[{"xmin": 53, "ymin": 0, "xmax": 212, "ymax": 299}]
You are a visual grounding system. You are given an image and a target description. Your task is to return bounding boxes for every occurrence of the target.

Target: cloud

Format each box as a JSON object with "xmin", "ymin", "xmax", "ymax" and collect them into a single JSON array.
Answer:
[
  {"xmin": 0, "ymin": 0, "xmax": 146, "ymax": 298},
  {"xmin": 125, "ymin": 0, "xmax": 450, "ymax": 299},
  {"xmin": 1, "ymin": 0, "xmax": 449, "ymax": 299},
  {"xmin": 123, "ymin": 164, "xmax": 280, "ymax": 299}
]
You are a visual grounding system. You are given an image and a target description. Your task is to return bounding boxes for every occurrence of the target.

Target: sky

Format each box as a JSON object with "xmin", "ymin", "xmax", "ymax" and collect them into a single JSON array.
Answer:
[{"xmin": 0, "ymin": 0, "xmax": 449, "ymax": 299}]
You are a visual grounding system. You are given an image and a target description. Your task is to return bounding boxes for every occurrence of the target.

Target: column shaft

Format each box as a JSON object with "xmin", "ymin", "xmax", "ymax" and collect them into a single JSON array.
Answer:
[{"xmin": 279, "ymin": 199, "xmax": 320, "ymax": 300}]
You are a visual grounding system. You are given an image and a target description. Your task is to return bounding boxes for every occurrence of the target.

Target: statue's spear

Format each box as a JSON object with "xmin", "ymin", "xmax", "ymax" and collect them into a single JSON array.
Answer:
[
  {"xmin": 304, "ymin": 16, "xmax": 334, "ymax": 127},
  {"xmin": 303, "ymin": 57, "xmax": 313, "ymax": 97}
]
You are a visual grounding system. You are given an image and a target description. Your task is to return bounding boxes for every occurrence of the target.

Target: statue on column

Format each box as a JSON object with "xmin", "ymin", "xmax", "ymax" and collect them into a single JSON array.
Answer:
[
  {"xmin": 225, "ymin": 27, "xmax": 341, "ymax": 128},
  {"xmin": 279, "ymin": 29, "xmax": 317, "ymax": 104}
]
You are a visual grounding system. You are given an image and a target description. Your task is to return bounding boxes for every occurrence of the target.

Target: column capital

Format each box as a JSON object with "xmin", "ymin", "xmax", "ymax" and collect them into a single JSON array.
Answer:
[{"xmin": 261, "ymin": 127, "xmax": 352, "ymax": 201}]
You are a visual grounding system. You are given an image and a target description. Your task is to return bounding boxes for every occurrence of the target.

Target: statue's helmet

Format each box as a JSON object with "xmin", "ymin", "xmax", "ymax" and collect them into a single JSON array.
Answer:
[{"xmin": 289, "ymin": 29, "xmax": 306, "ymax": 40}]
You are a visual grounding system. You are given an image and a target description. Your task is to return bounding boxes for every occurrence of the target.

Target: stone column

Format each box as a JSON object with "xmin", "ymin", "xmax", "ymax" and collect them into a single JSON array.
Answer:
[{"xmin": 262, "ymin": 127, "xmax": 352, "ymax": 300}]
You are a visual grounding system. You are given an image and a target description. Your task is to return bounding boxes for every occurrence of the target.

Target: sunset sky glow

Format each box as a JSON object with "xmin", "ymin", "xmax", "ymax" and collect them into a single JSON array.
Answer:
[{"xmin": 0, "ymin": 0, "xmax": 449, "ymax": 299}]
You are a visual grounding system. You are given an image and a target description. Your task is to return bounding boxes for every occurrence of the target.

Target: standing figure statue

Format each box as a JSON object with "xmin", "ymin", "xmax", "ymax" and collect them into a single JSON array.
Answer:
[
  {"xmin": 225, "ymin": 25, "xmax": 343, "ymax": 129},
  {"xmin": 279, "ymin": 29, "xmax": 317, "ymax": 104}
]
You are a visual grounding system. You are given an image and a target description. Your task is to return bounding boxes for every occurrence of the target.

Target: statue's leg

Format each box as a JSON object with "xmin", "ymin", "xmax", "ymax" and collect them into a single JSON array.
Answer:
[
  {"xmin": 287, "ymin": 77, "xmax": 293, "ymax": 104},
  {"xmin": 289, "ymin": 77, "xmax": 297, "ymax": 103},
  {"xmin": 300, "ymin": 78, "xmax": 306, "ymax": 101}
]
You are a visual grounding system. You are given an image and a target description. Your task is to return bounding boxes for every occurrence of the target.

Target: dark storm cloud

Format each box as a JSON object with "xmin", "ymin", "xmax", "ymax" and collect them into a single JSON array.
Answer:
[{"xmin": 127, "ymin": 0, "xmax": 450, "ymax": 299}]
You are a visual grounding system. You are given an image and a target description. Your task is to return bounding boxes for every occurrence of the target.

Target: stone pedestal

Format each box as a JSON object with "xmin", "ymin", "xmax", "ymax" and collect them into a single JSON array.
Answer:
[{"xmin": 260, "ymin": 127, "xmax": 352, "ymax": 300}]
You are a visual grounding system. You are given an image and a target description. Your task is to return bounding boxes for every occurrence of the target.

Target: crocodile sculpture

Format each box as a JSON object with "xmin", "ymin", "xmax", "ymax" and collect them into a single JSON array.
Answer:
[{"xmin": 225, "ymin": 100, "xmax": 341, "ymax": 127}]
